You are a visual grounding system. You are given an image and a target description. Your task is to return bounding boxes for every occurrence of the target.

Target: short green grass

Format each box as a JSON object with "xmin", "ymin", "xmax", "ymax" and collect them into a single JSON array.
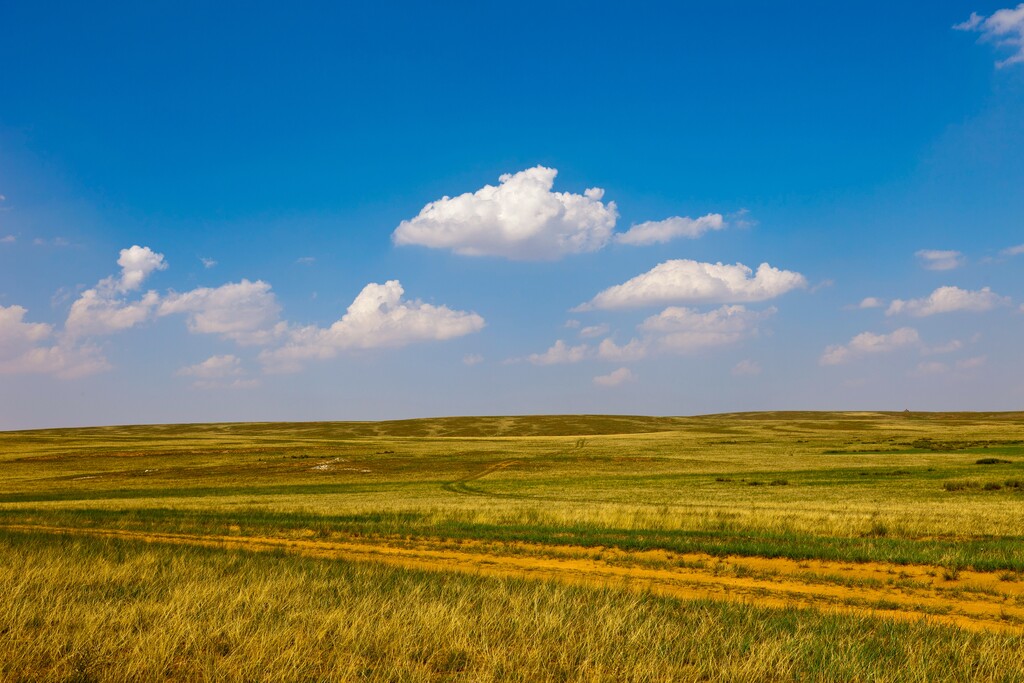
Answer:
[{"xmin": 2, "ymin": 411, "xmax": 1022, "ymax": 569}]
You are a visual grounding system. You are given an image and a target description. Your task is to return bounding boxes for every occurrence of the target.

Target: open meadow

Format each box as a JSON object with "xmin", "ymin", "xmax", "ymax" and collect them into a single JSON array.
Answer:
[{"xmin": 2, "ymin": 411, "xmax": 1024, "ymax": 681}]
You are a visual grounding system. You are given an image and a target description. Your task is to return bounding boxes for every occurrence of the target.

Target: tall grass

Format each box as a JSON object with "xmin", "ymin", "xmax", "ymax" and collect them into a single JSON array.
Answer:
[{"xmin": 3, "ymin": 531, "xmax": 1023, "ymax": 682}]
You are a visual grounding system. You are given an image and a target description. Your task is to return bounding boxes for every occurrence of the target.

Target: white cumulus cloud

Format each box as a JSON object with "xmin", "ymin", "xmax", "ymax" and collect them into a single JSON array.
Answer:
[
  {"xmin": 117, "ymin": 245, "xmax": 168, "ymax": 292},
  {"xmin": 593, "ymin": 367, "xmax": 635, "ymax": 387},
  {"xmin": 956, "ymin": 4, "xmax": 1024, "ymax": 68},
  {"xmin": 158, "ymin": 279, "xmax": 283, "ymax": 345},
  {"xmin": 820, "ymin": 327, "xmax": 920, "ymax": 366},
  {"xmin": 259, "ymin": 280, "xmax": 484, "ymax": 372},
  {"xmin": 615, "ymin": 213, "xmax": 725, "ymax": 246},
  {"xmin": 392, "ymin": 166, "xmax": 618, "ymax": 260},
  {"xmin": 0, "ymin": 304, "xmax": 109, "ymax": 378},
  {"xmin": 66, "ymin": 289, "xmax": 161, "ymax": 337},
  {"xmin": 578, "ymin": 259, "xmax": 806, "ymax": 310},
  {"xmin": 64, "ymin": 246, "xmax": 167, "ymax": 337},
  {"xmin": 887, "ymin": 286, "xmax": 1009, "ymax": 317}
]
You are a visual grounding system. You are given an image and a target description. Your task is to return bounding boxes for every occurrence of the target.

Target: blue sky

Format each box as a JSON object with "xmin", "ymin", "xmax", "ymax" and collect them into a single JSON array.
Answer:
[{"xmin": 1, "ymin": 2, "xmax": 1022, "ymax": 428}]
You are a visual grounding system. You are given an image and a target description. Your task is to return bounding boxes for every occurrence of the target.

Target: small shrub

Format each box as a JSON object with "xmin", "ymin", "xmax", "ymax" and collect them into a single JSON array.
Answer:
[
  {"xmin": 942, "ymin": 481, "xmax": 980, "ymax": 492},
  {"xmin": 769, "ymin": 479, "xmax": 789, "ymax": 486},
  {"xmin": 867, "ymin": 522, "xmax": 888, "ymax": 538},
  {"xmin": 1004, "ymin": 479, "xmax": 1022, "ymax": 489},
  {"xmin": 747, "ymin": 480, "xmax": 765, "ymax": 487},
  {"xmin": 976, "ymin": 458, "xmax": 1011, "ymax": 465},
  {"xmin": 983, "ymin": 482, "xmax": 1003, "ymax": 491}
]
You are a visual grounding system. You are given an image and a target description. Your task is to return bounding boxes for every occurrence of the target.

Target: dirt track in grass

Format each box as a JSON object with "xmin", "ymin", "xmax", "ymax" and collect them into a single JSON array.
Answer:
[{"xmin": 5, "ymin": 523, "xmax": 1024, "ymax": 634}]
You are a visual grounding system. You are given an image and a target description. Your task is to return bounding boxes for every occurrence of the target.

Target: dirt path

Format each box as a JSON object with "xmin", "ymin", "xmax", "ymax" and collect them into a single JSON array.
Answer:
[{"xmin": 4, "ymin": 523, "xmax": 1024, "ymax": 634}]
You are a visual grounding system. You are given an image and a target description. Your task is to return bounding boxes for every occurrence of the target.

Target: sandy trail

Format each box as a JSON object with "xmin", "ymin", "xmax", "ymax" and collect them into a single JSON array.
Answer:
[{"xmin": 4, "ymin": 523, "xmax": 1023, "ymax": 634}]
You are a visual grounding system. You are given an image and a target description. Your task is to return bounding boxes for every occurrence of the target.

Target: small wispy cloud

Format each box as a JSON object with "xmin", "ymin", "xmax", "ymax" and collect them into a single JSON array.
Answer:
[
  {"xmin": 593, "ymin": 367, "xmax": 635, "ymax": 387},
  {"xmin": 820, "ymin": 327, "xmax": 920, "ymax": 366},
  {"xmin": 200, "ymin": 257, "xmax": 218, "ymax": 269},
  {"xmin": 955, "ymin": 5, "xmax": 1024, "ymax": 68},
  {"xmin": 295, "ymin": 256, "xmax": 316, "ymax": 265},
  {"xmin": 527, "ymin": 340, "xmax": 590, "ymax": 365},
  {"xmin": 177, "ymin": 354, "xmax": 245, "ymax": 379},
  {"xmin": 731, "ymin": 359, "xmax": 762, "ymax": 377},
  {"xmin": 957, "ymin": 355, "xmax": 987, "ymax": 370},
  {"xmin": 857, "ymin": 297, "xmax": 885, "ymax": 309},
  {"xmin": 887, "ymin": 286, "xmax": 1009, "ymax": 317},
  {"xmin": 462, "ymin": 353, "xmax": 483, "ymax": 366},
  {"xmin": 915, "ymin": 249, "xmax": 963, "ymax": 271},
  {"xmin": 579, "ymin": 324, "xmax": 609, "ymax": 339},
  {"xmin": 615, "ymin": 213, "xmax": 725, "ymax": 246},
  {"xmin": 33, "ymin": 237, "xmax": 72, "ymax": 248},
  {"xmin": 1002, "ymin": 244, "xmax": 1024, "ymax": 257},
  {"xmin": 0, "ymin": 235, "xmax": 15, "ymax": 245}
]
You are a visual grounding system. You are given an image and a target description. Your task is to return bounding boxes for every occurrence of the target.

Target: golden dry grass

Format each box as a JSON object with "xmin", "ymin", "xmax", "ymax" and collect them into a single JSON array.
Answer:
[{"xmin": 3, "ymin": 531, "xmax": 1024, "ymax": 682}]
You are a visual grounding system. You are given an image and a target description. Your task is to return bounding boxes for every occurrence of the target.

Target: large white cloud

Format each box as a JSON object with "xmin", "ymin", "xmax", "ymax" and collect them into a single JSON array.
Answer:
[
  {"xmin": 820, "ymin": 327, "xmax": 920, "ymax": 366},
  {"xmin": 956, "ymin": 4, "xmax": 1024, "ymax": 68},
  {"xmin": 886, "ymin": 286, "xmax": 1009, "ymax": 317},
  {"xmin": 0, "ymin": 304, "xmax": 109, "ymax": 378},
  {"xmin": 615, "ymin": 213, "xmax": 724, "ymax": 246},
  {"xmin": 392, "ymin": 166, "xmax": 618, "ymax": 260},
  {"xmin": 65, "ymin": 246, "xmax": 167, "ymax": 337},
  {"xmin": 578, "ymin": 259, "xmax": 806, "ymax": 310},
  {"xmin": 259, "ymin": 280, "xmax": 485, "ymax": 372},
  {"xmin": 158, "ymin": 279, "xmax": 283, "ymax": 345}
]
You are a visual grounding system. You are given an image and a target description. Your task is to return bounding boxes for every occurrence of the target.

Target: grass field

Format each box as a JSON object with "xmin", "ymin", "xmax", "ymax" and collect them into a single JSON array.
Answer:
[{"xmin": 2, "ymin": 411, "xmax": 1024, "ymax": 680}]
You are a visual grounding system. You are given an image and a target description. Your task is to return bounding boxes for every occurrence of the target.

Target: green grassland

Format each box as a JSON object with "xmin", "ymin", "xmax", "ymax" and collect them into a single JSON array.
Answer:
[{"xmin": 2, "ymin": 411, "xmax": 1024, "ymax": 680}]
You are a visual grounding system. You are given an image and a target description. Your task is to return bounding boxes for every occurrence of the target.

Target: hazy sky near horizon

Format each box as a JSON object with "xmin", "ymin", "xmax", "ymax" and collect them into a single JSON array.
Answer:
[{"xmin": 1, "ymin": 2, "xmax": 1023, "ymax": 429}]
